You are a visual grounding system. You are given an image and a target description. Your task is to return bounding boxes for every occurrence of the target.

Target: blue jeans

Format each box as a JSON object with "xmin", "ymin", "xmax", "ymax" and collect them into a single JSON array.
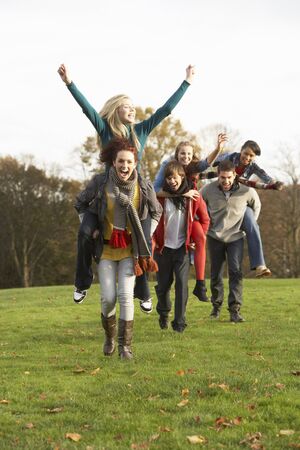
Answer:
[
  {"xmin": 208, "ymin": 236, "xmax": 244, "ymax": 310},
  {"xmin": 241, "ymin": 207, "xmax": 265, "ymax": 269}
]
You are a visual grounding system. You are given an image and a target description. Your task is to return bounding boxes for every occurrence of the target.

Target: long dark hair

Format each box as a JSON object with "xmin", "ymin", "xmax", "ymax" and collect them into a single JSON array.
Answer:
[{"xmin": 162, "ymin": 161, "xmax": 190, "ymax": 210}]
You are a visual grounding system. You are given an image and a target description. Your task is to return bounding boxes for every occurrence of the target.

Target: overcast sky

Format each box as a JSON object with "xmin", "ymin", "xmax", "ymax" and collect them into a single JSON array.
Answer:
[{"xmin": 1, "ymin": 0, "xmax": 300, "ymax": 179}]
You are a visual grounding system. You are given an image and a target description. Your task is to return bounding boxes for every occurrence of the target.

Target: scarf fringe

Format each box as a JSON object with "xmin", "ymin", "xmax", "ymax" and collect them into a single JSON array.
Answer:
[
  {"xmin": 134, "ymin": 256, "xmax": 158, "ymax": 276},
  {"xmin": 109, "ymin": 229, "xmax": 131, "ymax": 249}
]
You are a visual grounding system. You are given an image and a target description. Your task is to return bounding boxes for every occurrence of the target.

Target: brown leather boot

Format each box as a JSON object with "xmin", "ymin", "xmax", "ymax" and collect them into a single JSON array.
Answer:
[
  {"xmin": 101, "ymin": 314, "xmax": 116, "ymax": 356},
  {"xmin": 118, "ymin": 319, "xmax": 134, "ymax": 360}
]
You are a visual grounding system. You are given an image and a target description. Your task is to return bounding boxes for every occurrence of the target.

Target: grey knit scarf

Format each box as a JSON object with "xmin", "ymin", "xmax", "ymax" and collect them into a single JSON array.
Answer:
[{"xmin": 108, "ymin": 166, "xmax": 151, "ymax": 263}]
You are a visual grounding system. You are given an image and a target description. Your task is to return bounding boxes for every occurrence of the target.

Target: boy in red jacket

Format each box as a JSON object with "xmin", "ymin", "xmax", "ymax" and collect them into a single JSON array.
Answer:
[{"xmin": 153, "ymin": 161, "xmax": 210, "ymax": 332}]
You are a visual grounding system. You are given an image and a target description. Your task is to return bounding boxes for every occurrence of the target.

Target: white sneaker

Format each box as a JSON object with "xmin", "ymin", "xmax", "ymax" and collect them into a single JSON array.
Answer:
[
  {"xmin": 255, "ymin": 265, "xmax": 272, "ymax": 278},
  {"xmin": 140, "ymin": 298, "xmax": 153, "ymax": 314},
  {"xmin": 73, "ymin": 288, "xmax": 87, "ymax": 304}
]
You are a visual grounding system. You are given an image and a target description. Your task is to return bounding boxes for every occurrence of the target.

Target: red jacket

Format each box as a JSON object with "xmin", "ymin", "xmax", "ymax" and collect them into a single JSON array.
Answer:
[{"xmin": 153, "ymin": 194, "xmax": 210, "ymax": 254}]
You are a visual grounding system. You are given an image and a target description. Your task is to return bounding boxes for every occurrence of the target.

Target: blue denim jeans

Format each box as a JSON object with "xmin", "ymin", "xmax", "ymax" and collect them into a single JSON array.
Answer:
[
  {"xmin": 241, "ymin": 207, "xmax": 265, "ymax": 269},
  {"xmin": 208, "ymin": 236, "xmax": 244, "ymax": 310}
]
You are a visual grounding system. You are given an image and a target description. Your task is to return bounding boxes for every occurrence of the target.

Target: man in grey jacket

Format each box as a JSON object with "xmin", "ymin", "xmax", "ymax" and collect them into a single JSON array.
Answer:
[{"xmin": 201, "ymin": 159, "xmax": 261, "ymax": 322}]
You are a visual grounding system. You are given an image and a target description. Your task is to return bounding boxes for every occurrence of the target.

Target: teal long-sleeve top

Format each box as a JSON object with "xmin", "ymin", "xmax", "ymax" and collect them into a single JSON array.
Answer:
[{"xmin": 67, "ymin": 80, "xmax": 190, "ymax": 162}]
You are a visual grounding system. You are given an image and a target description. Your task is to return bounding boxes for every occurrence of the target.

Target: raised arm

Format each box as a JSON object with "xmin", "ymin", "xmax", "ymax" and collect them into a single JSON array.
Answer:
[
  {"xmin": 57, "ymin": 64, "xmax": 106, "ymax": 136},
  {"xmin": 135, "ymin": 65, "xmax": 195, "ymax": 151},
  {"xmin": 206, "ymin": 133, "xmax": 228, "ymax": 165}
]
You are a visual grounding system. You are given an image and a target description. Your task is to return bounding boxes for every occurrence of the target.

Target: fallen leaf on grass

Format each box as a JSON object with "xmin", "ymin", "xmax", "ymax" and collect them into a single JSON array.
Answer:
[
  {"xmin": 209, "ymin": 383, "xmax": 230, "ymax": 392},
  {"xmin": 278, "ymin": 429, "xmax": 295, "ymax": 436},
  {"xmin": 25, "ymin": 423, "xmax": 34, "ymax": 429},
  {"xmin": 275, "ymin": 383, "xmax": 285, "ymax": 390},
  {"xmin": 90, "ymin": 367, "xmax": 101, "ymax": 376},
  {"xmin": 288, "ymin": 444, "xmax": 300, "ymax": 448},
  {"xmin": 65, "ymin": 432, "xmax": 81, "ymax": 442},
  {"xmin": 291, "ymin": 370, "xmax": 300, "ymax": 376},
  {"xmin": 181, "ymin": 388, "xmax": 189, "ymax": 397},
  {"xmin": 246, "ymin": 403, "xmax": 256, "ymax": 410},
  {"xmin": 131, "ymin": 442, "xmax": 149, "ymax": 449},
  {"xmin": 24, "ymin": 371, "xmax": 30, "ymax": 375},
  {"xmin": 149, "ymin": 433, "xmax": 160, "ymax": 442},
  {"xmin": 73, "ymin": 366, "xmax": 86, "ymax": 374},
  {"xmin": 147, "ymin": 394, "xmax": 160, "ymax": 401},
  {"xmin": 187, "ymin": 368, "xmax": 197, "ymax": 374},
  {"xmin": 47, "ymin": 407, "xmax": 64, "ymax": 413},
  {"xmin": 177, "ymin": 399, "xmax": 189, "ymax": 407},
  {"xmin": 187, "ymin": 435, "xmax": 207, "ymax": 444},
  {"xmin": 240, "ymin": 432, "xmax": 262, "ymax": 446},
  {"xmin": 159, "ymin": 426, "xmax": 172, "ymax": 432},
  {"xmin": 176, "ymin": 369, "xmax": 186, "ymax": 376},
  {"xmin": 215, "ymin": 416, "xmax": 241, "ymax": 430},
  {"xmin": 39, "ymin": 393, "xmax": 47, "ymax": 400},
  {"xmin": 0, "ymin": 399, "xmax": 10, "ymax": 404},
  {"xmin": 194, "ymin": 416, "xmax": 201, "ymax": 423}
]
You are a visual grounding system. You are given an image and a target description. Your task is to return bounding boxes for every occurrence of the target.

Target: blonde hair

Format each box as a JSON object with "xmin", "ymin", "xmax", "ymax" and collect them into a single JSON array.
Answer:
[{"xmin": 97, "ymin": 94, "xmax": 140, "ymax": 151}]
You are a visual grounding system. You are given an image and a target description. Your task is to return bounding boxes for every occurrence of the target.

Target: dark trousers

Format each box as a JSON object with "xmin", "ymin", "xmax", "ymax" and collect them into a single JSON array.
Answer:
[
  {"xmin": 75, "ymin": 211, "xmax": 151, "ymax": 298},
  {"xmin": 154, "ymin": 245, "xmax": 190, "ymax": 330},
  {"xmin": 207, "ymin": 236, "xmax": 244, "ymax": 311}
]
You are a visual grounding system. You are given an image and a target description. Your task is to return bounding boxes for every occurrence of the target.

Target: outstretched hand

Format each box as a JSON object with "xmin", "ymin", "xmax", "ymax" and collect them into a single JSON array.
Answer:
[
  {"xmin": 185, "ymin": 64, "xmax": 195, "ymax": 84},
  {"xmin": 183, "ymin": 189, "xmax": 200, "ymax": 200},
  {"xmin": 58, "ymin": 64, "xmax": 72, "ymax": 85},
  {"xmin": 217, "ymin": 133, "xmax": 228, "ymax": 152}
]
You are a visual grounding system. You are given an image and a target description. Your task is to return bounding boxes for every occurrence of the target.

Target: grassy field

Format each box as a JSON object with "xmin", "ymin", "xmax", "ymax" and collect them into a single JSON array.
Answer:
[{"xmin": 0, "ymin": 279, "xmax": 299, "ymax": 450}]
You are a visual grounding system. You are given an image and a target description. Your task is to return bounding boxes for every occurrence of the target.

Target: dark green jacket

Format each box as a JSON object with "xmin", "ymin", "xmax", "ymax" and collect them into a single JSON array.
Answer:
[{"xmin": 67, "ymin": 80, "xmax": 190, "ymax": 162}]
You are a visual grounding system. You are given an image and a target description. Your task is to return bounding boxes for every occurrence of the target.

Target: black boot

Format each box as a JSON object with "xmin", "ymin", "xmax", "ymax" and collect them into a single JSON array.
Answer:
[
  {"xmin": 193, "ymin": 280, "xmax": 209, "ymax": 302},
  {"xmin": 158, "ymin": 315, "xmax": 169, "ymax": 330},
  {"xmin": 210, "ymin": 305, "xmax": 221, "ymax": 319},
  {"xmin": 229, "ymin": 310, "xmax": 245, "ymax": 323},
  {"xmin": 101, "ymin": 314, "xmax": 116, "ymax": 356},
  {"xmin": 118, "ymin": 319, "xmax": 134, "ymax": 360}
]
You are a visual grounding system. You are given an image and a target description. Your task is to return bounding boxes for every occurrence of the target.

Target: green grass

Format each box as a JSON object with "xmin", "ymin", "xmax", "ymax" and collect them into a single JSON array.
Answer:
[{"xmin": 0, "ymin": 280, "xmax": 299, "ymax": 449}]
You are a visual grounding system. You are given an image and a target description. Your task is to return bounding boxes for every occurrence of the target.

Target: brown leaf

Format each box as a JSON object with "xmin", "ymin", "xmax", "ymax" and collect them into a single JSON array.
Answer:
[
  {"xmin": 177, "ymin": 399, "xmax": 189, "ymax": 407},
  {"xmin": 209, "ymin": 383, "xmax": 230, "ymax": 392},
  {"xmin": 181, "ymin": 388, "xmax": 189, "ymax": 397},
  {"xmin": 250, "ymin": 445, "xmax": 265, "ymax": 450},
  {"xmin": 25, "ymin": 423, "xmax": 34, "ymax": 429},
  {"xmin": 187, "ymin": 368, "xmax": 197, "ymax": 374},
  {"xmin": 246, "ymin": 403, "xmax": 256, "ymax": 410},
  {"xmin": 240, "ymin": 432, "xmax": 262, "ymax": 445},
  {"xmin": 176, "ymin": 369, "xmax": 185, "ymax": 376},
  {"xmin": 197, "ymin": 390, "xmax": 204, "ymax": 397},
  {"xmin": 291, "ymin": 370, "xmax": 300, "ymax": 376},
  {"xmin": 187, "ymin": 435, "xmax": 207, "ymax": 444},
  {"xmin": 39, "ymin": 393, "xmax": 47, "ymax": 400},
  {"xmin": 194, "ymin": 416, "xmax": 201, "ymax": 423},
  {"xmin": 0, "ymin": 399, "xmax": 10, "ymax": 404},
  {"xmin": 232, "ymin": 416, "xmax": 242, "ymax": 425},
  {"xmin": 278, "ymin": 429, "xmax": 295, "ymax": 436},
  {"xmin": 275, "ymin": 383, "xmax": 285, "ymax": 390},
  {"xmin": 90, "ymin": 367, "xmax": 101, "ymax": 376},
  {"xmin": 65, "ymin": 432, "xmax": 81, "ymax": 442},
  {"xmin": 288, "ymin": 444, "xmax": 300, "ymax": 448},
  {"xmin": 47, "ymin": 407, "xmax": 64, "ymax": 413}
]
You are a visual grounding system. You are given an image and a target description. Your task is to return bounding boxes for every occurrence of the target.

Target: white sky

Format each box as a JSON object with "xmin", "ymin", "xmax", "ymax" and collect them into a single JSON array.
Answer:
[{"xmin": 1, "ymin": 0, "xmax": 300, "ymax": 179}]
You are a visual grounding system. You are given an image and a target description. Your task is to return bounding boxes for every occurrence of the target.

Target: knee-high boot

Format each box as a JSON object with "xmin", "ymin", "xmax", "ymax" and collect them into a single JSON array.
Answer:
[
  {"xmin": 118, "ymin": 319, "xmax": 134, "ymax": 360},
  {"xmin": 101, "ymin": 314, "xmax": 116, "ymax": 356}
]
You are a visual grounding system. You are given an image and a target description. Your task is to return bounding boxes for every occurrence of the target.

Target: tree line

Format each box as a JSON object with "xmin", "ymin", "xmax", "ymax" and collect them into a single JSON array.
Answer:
[{"xmin": 1, "ymin": 114, "xmax": 299, "ymax": 288}]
